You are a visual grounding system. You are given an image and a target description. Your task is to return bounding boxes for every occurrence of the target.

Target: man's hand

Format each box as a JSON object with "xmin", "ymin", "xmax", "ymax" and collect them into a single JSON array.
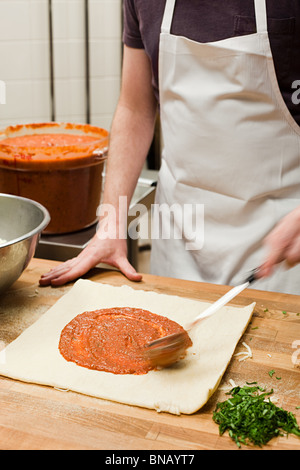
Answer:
[
  {"xmin": 39, "ymin": 234, "xmax": 142, "ymax": 286},
  {"xmin": 259, "ymin": 206, "xmax": 300, "ymax": 278}
]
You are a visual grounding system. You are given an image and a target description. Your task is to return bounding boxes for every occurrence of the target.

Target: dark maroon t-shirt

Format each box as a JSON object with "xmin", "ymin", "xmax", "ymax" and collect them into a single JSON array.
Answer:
[{"xmin": 123, "ymin": 0, "xmax": 300, "ymax": 125}]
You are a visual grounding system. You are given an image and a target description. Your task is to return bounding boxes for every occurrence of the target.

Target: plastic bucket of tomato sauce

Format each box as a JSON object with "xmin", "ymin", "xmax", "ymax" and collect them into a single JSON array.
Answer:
[{"xmin": 0, "ymin": 122, "xmax": 109, "ymax": 234}]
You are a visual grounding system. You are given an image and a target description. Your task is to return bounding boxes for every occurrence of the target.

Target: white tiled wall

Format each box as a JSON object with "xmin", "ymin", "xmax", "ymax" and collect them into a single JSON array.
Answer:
[{"xmin": 0, "ymin": 0, "xmax": 122, "ymax": 131}]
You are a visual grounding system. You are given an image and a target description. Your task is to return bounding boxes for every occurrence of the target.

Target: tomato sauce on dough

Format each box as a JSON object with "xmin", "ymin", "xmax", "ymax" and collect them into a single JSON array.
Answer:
[{"xmin": 59, "ymin": 307, "xmax": 192, "ymax": 375}]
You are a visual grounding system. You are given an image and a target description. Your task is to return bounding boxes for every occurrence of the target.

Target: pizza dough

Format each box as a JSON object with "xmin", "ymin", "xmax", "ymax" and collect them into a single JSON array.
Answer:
[{"xmin": 0, "ymin": 279, "xmax": 255, "ymax": 415}]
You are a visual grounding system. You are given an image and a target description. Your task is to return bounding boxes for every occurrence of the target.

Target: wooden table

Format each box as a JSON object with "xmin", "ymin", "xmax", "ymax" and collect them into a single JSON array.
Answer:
[{"xmin": 0, "ymin": 258, "xmax": 299, "ymax": 451}]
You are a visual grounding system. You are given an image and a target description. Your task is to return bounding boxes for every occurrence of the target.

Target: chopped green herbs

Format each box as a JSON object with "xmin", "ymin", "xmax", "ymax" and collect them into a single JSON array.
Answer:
[
  {"xmin": 213, "ymin": 385, "xmax": 300, "ymax": 448},
  {"xmin": 268, "ymin": 370, "xmax": 281, "ymax": 380}
]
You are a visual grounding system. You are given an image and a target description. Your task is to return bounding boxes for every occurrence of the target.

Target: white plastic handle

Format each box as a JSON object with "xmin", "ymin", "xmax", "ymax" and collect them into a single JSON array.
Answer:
[{"xmin": 187, "ymin": 281, "xmax": 250, "ymax": 330}]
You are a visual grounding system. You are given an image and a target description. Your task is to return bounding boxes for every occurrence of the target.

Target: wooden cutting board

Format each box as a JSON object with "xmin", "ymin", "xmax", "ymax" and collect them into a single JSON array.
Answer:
[{"xmin": 0, "ymin": 257, "xmax": 299, "ymax": 450}]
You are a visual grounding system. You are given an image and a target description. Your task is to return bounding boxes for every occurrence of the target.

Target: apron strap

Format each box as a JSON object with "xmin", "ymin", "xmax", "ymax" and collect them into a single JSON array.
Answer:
[
  {"xmin": 161, "ymin": 0, "xmax": 268, "ymax": 35},
  {"xmin": 161, "ymin": 0, "xmax": 176, "ymax": 34},
  {"xmin": 254, "ymin": 0, "xmax": 268, "ymax": 33}
]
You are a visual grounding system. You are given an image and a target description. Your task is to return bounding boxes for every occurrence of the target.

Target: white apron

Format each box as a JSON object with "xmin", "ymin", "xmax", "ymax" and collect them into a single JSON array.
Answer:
[{"xmin": 150, "ymin": 0, "xmax": 300, "ymax": 294}]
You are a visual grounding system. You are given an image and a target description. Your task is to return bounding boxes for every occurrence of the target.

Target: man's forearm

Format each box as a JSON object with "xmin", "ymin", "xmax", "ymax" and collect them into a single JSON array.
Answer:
[{"xmin": 99, "ymin": 100, "xmax": 157, "ymax": 236}]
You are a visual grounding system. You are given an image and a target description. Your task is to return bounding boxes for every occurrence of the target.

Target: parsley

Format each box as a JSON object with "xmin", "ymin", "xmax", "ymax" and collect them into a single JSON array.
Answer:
[
  {"xmin": 213, "ymin": 385, "xmax": 300, "ymax": 448},
  {"xmin": 268, "ymin": 370, "xmax": 282, "ymax": 380}
]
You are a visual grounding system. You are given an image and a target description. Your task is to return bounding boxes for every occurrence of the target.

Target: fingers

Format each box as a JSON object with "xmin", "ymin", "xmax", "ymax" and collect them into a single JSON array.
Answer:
[
  {"xmin": 39, "ymin": 257, "xmax": 90, "ymax": 286},
  {"xmin": 284, "ymin": 235, "xmax": 300, "ymax": 266},
  {"xmin": 40, "ymin": 261, "xmax": 89, "ymax": 286},
  {"xmin": 39, "ymin": 251, "xmax": 142, "ymax": 286},
  {"xmin": 116, "ymin": 256, "xmax": 143, "ymax": 282},
  {"xmin": 258, "ymin": 255, "xmax": 280, "ymax": 279},
  {"xmin": 258, "ymin": 233, "xmax": 285, "ymax": 278},
  {"xmin": 259, "ymin": 208, "xmax": 300, "ymax": 278}
]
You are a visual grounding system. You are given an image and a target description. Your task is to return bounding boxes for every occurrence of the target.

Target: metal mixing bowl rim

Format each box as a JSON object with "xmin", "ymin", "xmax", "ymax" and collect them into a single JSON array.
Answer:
[{"xmin": 0, "ymin": 193, "xmax": 50, "ymax": 247}]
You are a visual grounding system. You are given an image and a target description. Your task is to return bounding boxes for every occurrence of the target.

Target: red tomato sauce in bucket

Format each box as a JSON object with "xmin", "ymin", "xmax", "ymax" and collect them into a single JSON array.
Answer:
[{"xmin": 0, "ymin": 122, "xmax": 109, "ymax": 234}]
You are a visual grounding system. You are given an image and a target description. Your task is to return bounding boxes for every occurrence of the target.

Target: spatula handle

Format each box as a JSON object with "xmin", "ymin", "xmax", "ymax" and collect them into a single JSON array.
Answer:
[{"xmin": 187, "ymin": 281, "xmax": 250, "ymax": 330}]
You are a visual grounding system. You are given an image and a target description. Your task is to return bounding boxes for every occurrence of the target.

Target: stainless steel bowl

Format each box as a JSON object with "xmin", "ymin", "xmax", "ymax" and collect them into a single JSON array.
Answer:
[{"xmin": 0, "ymin": 193, "xmax": 50, "ymax": 294}]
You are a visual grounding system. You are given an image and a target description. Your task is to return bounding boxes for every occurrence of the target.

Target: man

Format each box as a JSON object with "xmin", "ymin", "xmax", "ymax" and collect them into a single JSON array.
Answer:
[{"xmin": 40, "ymin": 0, "xmax": 300, "ymax": 294}]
